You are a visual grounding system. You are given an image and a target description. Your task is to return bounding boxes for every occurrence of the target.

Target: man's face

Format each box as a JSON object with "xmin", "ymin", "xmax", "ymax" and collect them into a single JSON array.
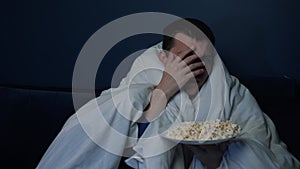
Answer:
[{"xmin": 168, "ymin": 33, "xmax": 212, "ymax": 95}]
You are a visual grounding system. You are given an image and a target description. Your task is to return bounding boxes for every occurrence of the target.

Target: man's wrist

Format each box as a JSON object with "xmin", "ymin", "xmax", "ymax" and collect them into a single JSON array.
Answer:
[
  {"xmin": 154, "ymin": 85, "xmax": 176, "ymax": 101},
  {"xmin": 152, "ymin": 88, "xmax": 168, "ymax": 101},
  {"xmin": 143, "ymin": 88, "xmax": 168, "ymax": 122}
]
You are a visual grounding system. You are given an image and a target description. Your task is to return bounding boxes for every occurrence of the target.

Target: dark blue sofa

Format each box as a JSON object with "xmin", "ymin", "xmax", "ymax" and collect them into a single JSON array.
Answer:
[{"xmin": 1, "ymin": 76, "xmax": 299, "ymax": 168}]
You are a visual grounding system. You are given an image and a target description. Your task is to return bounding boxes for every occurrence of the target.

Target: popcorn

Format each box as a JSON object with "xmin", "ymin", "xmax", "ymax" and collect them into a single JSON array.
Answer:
[{"xmin": 165, "ymin": 119, "xmax": 240, "ymax": 141}]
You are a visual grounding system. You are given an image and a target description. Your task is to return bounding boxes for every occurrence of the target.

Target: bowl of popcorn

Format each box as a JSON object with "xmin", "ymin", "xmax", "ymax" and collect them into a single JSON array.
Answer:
[{"xmin": 161, "ymin": 119, "xmax": 241, "ymax": 145}]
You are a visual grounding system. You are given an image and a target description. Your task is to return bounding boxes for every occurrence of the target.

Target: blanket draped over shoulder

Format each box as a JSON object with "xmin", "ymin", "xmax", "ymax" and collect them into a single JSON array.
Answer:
[{"xmin": 37, "ymin": 43, "xmax": 299, "ymax": 169}]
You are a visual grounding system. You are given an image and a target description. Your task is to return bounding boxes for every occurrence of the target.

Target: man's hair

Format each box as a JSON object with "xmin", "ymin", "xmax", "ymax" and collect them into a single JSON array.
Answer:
[{"xmin": 162, "ymin": 18, "xmax": 215, "ymax": 51}]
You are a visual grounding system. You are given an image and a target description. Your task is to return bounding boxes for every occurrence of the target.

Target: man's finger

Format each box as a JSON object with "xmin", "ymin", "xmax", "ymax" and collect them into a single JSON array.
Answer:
[
  {"xmin": 178, "ymin": 49, "xmax": 194, "ymax": 59},
  {"xmin": 183, "ymin": 54, "xmax": 202, "ymax": 65}
]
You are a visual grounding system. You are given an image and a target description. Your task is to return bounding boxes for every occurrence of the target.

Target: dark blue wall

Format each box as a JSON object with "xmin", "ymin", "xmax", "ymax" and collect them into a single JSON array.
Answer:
[
  {"xmin": 1, "ymin": 0, "xmax": 300, "ymax": 89},
  {"xmin": 1, "ymin": 1, "xmax": 300, "ymax": 168}
]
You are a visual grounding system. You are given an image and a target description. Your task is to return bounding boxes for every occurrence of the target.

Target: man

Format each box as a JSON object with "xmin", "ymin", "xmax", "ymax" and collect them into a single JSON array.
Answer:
[
  {"xmin": 124, "ymin": 18, "xmax": 300, "ymax": 168},
  {"xmin": 37, "ymin": 18, "xmax": 299, "ymax": 169},
  {"xmin": 136, "ymin": 19, "xmax": 224, "ymax": 168}
]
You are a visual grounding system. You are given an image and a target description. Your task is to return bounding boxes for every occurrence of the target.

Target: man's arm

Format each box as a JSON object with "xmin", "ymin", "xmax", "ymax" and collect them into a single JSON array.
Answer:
[{"xmin": 141, "ymin": 49, "xmax": 205, "ymax": 122}]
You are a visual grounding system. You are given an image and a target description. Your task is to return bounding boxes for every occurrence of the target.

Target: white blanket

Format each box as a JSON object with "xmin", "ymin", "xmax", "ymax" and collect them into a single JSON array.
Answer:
[{"xmin": 37, "ymin": 43, "xmax": 299, "ymax": 169}]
